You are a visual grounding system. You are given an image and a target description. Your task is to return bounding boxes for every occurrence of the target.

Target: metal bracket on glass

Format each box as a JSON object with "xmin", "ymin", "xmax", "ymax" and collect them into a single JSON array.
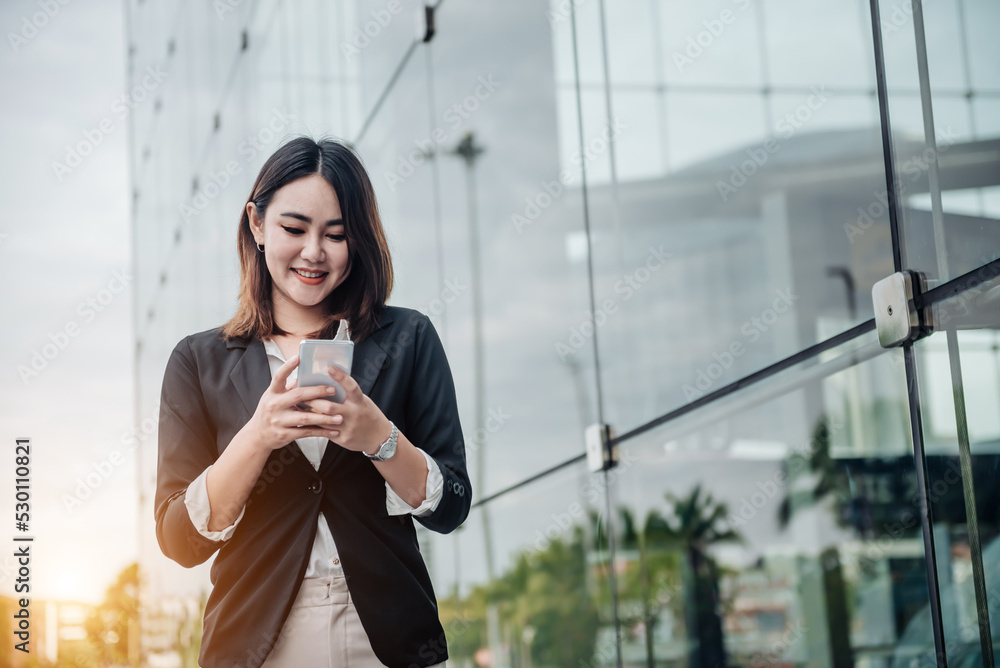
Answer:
[
  {"xmin": 872, "ymin": 270, "xmax": 932, "ymax": 347},
  {"xmin": 585, "ymin": 423, "xmax": 617, "ymax": 472},
  {"xmin": 418, "ymin": 4, "xmax": 435, "ymax": 42}
]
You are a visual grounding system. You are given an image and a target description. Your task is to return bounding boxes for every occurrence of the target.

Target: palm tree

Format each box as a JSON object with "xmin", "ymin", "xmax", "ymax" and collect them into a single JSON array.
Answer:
[
  {"xmin": 618, "ymin": 507, "xmax": 681, "ymax": 667},
  {"xmin": 643, "ymin": 485, "xmax": 741, "ymax": 668}
]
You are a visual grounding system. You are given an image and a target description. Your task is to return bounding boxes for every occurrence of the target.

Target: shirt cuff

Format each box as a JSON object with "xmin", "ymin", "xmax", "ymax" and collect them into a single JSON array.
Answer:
[
  {"xmin": 385, "ymin": 448, "xmax": 444, "ymax": 517},
  {"xmin": 184, "ymin": 465, "xmax": 246, "ymax": 542}
]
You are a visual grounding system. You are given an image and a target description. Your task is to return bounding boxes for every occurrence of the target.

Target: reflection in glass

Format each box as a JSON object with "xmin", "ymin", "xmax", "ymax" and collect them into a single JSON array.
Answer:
[
  {"xmin": 903, "ymin": 269, "xmax": 1000, "ymax": 664},
  {"xmin": 878, "ymin": 0, "xmax": 1000, "ymax": 282},
  {"xmin": 610, "ymin": 338, "xmax": 935, "ymax": 666},
  {"xmin": 431, "ymin": 464, "xmax": 613, "ymax": 667},
  {"xmin": 569, "ymin": 0, "xmax": 898, "ymax": 436}
]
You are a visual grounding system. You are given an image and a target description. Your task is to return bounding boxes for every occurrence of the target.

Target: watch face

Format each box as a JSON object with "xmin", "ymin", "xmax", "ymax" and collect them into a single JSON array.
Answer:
[
  {"xmin": 367, "ymin": 424, "xmax": 398, "ymax": 460},
  {"xmin": 381, "ymin": 439, "xmax": 397, "ymax": 460}
]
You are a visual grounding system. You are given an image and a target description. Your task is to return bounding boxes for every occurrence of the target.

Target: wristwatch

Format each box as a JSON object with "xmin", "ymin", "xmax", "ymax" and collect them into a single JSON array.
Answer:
[{"xmin": 363, "ymin": 421, "xmax": 398, "ymax": 462}]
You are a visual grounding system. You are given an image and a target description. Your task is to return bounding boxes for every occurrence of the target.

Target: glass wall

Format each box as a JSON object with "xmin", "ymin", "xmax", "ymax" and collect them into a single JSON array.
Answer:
[
  {"xmin": 878, "ymin": 0, "xmax": 1000, "ymax": 283},
  {"xmin": 127, "ymin": 0, "xmax": 1000, "ymax": 665},
  {"xmin": 910, "ymin": 274, "xmax": 1000, "ymax": 666},
  {"xmin": 610, "ymin": 337, "xmax": 927, "ymax": 665}
]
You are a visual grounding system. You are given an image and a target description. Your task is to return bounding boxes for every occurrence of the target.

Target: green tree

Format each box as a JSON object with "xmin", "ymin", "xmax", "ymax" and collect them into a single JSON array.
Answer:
[
  {"xmin": 483, "ymin": 525, "xmax": 600, "ymax": 667},
  {"xmin": 83, "ymin": 562, "xmax": 139, "ymax": 666},
  {"xmin": 617, "ymin": 507, "xmax": 685, "ymax": 666},
  {"xmin": 643, "ymin": 485, "xmax": 740, "ymax": 667}
]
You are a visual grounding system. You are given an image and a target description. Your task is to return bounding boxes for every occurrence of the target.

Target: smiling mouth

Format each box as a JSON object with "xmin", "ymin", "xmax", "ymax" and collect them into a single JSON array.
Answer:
[
  {"xmin": 292, "ymin": 268, "xmax": 329, "ymax": 279},
  {"xmin": 291, "ymin": 268, "xmax": 329, "ymax": 286}
]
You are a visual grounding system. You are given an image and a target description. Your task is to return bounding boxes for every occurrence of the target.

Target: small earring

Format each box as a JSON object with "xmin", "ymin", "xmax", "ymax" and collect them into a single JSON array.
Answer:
[{"xmin": 256, "ymin": 242, "xmax": 264, "ymax": 253}]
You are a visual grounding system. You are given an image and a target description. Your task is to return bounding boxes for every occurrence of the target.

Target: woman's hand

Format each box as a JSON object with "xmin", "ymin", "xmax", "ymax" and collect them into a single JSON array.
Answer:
[
  {"xmin": 298, "ymin": 363, "xmax": 393, "ymax": 455},
  {"xmin": 245, "ymin": 354, "xmax": 343, "ymax": 451}
]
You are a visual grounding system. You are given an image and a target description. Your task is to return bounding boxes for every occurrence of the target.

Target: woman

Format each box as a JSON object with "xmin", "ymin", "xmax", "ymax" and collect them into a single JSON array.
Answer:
[{"xmin": 155, "ymin": 136, "xmax": 471, "ymax": 668}]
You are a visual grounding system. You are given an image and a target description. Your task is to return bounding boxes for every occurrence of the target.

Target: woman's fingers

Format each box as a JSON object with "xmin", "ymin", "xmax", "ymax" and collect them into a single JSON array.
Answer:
[
  {"xmin": 325, "ymin": 364, "xmax": 360, "ymax": 398},
  {"xmin": 256, "ymin": 356, "xmax": 349, "ymax": 446},
  {"xmin": 290, "ymin": 384, "xmax": 342, "ymax": 407},
  {"xmin": 284, "ymin": 412, "xmax": 343, "ymax": 428},
  {"xmin": 269, "ymin": 354, "xmax": 300, "ymax": 393},
  {"xmin": 295, "ymin": 427, "xmax": 340, "ymax": 439},
  {"xmin": 290, "ymin": 423, "xmax": 340, "ymax": 439}
]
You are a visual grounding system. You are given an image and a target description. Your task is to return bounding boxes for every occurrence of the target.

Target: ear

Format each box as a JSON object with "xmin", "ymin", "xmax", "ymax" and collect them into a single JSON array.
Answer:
[{"xmin": 247, "ymin": 202, "xmax": 263, "ymax": 243}]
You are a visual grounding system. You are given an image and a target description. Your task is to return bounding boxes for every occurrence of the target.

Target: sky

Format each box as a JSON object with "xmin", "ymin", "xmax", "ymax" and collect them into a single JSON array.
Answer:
[{"xmin": 0, "ymin": 0, "xmax": 134, "ymax": 605}]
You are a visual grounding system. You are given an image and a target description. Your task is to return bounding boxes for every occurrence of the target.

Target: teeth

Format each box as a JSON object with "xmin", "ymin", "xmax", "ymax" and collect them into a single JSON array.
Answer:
[{"xmin": 294, "ymin": 269, "xmax": 326, "ymax": 278}]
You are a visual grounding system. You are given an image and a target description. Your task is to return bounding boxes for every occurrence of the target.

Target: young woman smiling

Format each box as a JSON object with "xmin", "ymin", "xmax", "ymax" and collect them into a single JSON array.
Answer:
[{"xmin": 155, "ymin": 136, "xmax": 471, "ymax": 668}]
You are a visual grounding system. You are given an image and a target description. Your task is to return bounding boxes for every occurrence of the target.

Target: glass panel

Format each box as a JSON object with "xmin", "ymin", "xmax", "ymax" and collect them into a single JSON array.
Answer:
[
  {"xmin": 356, "ymin": 0, "xmax": 600, "ymax": 495},
  {"xmin": 349, "ymin": 0, "xmax": 425, "ymax": 130},
  {"xmin": 423, "ymin": 461, "xmax": 615, "ymax": 667},
  {"xmin": 909, "ymin": 267, "xmax": 1000, "ymax": 664},
  {"xmin": 578, "ymin": 0, "xmax": 897, "ymax": 436},
  {"xmin": 877, "ymin": 0, "xmax": 1000, "ymax": 283},
  {"xmin": 610, "ymin": 331, "xmax": 937, "ymax": 665}
]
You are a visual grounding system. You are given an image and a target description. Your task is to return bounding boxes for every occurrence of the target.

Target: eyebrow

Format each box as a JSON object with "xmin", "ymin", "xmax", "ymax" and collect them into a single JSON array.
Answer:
[{"xmin": 279, "ymin": 212, "xmax": 344, "ymax": 227}]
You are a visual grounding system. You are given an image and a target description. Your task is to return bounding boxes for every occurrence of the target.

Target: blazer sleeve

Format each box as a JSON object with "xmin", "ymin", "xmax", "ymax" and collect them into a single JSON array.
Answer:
[
  {"xmin": 404, "ymin": 314, "xmax": 472, "ymax": 534},
  {"xmin": 154, "ymin": 335, "xmax": 227, "ymax": 567}
]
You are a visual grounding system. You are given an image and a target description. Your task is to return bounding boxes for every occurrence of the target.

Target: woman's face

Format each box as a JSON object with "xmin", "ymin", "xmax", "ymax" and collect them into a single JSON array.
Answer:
[{"xmin": 248, "ymin": 173, "xmax": 351, "ymax": 317}]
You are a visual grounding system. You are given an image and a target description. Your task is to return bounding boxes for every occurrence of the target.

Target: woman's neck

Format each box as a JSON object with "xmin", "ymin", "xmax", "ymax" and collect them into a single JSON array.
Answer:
[
  {"xmin": 272, "ymin": 297, "xmax": 335, "ymax": 339},
  {"xmin": 275, "ymin": 320, "xmax": 338, "ymax": 338},
  {"xmin": 273, "ymin": 311, "xmax": 344, "ymax": 340}
]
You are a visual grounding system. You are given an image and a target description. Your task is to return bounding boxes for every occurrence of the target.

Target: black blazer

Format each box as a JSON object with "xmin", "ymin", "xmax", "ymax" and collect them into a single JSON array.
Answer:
[{"xmin": 154, "ymin": 305, "xmax": 471, "ymax": 668}]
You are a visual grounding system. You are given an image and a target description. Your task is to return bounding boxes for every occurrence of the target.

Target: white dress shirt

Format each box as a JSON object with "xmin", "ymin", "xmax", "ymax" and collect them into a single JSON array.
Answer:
[{"xmin": 184, "ymin": 318, "xmax": 444, "ymax": 578}]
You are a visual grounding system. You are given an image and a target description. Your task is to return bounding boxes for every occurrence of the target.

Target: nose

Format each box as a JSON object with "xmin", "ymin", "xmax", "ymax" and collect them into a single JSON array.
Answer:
[{"xmin": 300, "ymin": 231, "xmax": 325, "ymax": 263}]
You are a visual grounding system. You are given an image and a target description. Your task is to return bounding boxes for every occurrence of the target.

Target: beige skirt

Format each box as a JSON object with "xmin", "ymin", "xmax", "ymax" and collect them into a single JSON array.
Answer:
[{"xmin": 260, "ymin": 575, "xmax": 446, "ymax": 668}]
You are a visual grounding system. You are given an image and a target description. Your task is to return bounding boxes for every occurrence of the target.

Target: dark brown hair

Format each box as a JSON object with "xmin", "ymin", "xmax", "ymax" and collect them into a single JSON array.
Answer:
[{"xmin": 220, "ymin": 136, "xmax": 393, "ymax": 344}]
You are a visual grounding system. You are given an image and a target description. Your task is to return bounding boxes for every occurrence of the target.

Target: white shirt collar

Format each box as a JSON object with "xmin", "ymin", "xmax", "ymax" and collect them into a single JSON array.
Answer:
[{"xmin": 262, "ymin": 319, "xmax": 350, "ymax": 361}]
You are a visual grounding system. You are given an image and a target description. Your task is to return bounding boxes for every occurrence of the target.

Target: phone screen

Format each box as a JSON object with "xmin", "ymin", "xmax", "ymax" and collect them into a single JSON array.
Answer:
[{"xmin": 298, "ymin": 339, "xmax": 355, "ymax": 404}]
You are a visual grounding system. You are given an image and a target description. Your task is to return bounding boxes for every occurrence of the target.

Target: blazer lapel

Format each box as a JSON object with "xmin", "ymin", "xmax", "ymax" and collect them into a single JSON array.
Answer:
[
  {"xmin": 224, "ymin": 306, "xmax": 395, "ymax": 476},
  {"xmin": 228, "ymin": 337, "xmax": 270, "ymax": 425},
  {"xmin": 226, "ymin": 337, "xmax": 311, "ymax": 471}
]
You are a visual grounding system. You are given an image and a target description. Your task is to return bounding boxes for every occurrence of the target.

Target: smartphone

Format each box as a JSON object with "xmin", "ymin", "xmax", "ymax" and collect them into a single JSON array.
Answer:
[{"xmin": 297, "ymin": 339, "xmax": 355, "ymax": 404}]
